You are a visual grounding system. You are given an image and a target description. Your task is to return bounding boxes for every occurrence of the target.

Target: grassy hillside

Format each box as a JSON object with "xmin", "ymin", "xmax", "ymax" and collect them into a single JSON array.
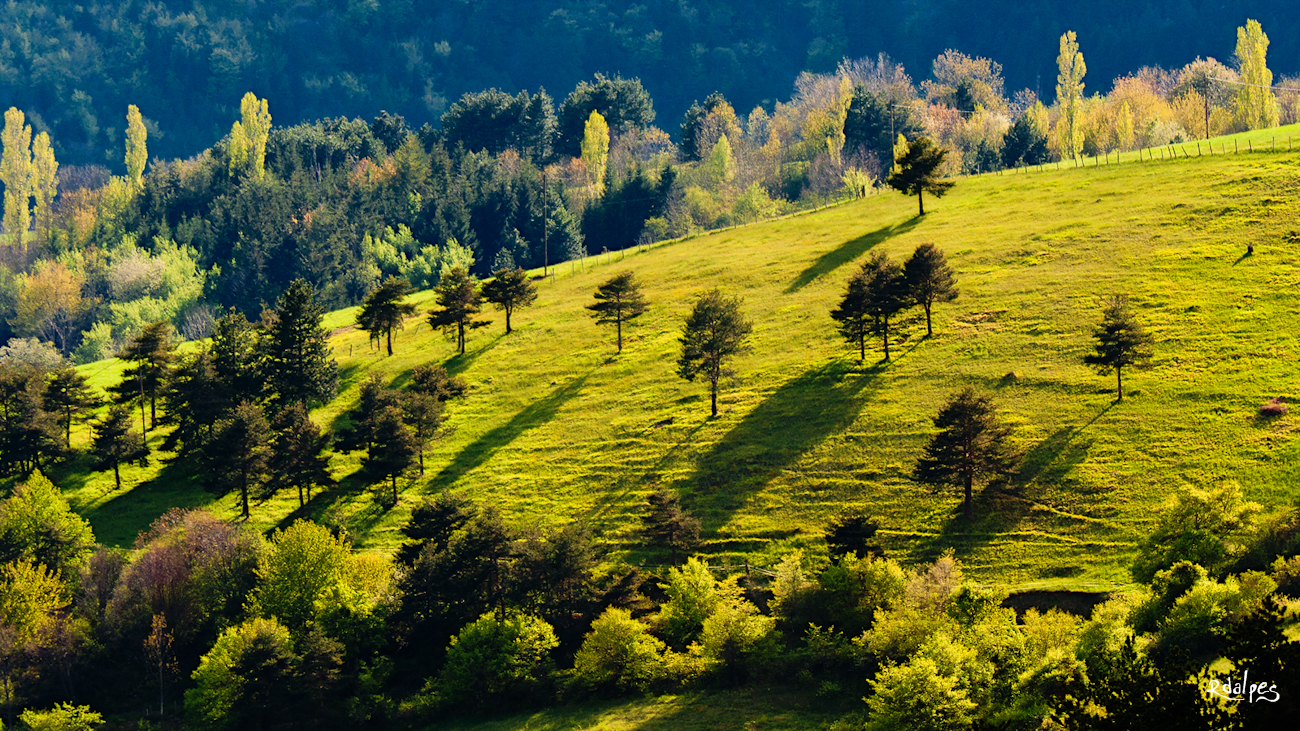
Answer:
[{"xmin": 48, "ymin": 138, "xmax": 1300, "ymax": 592}]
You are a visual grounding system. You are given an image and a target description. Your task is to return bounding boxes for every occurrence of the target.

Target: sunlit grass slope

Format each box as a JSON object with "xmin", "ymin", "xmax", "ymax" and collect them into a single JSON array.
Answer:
[{"xmin": 52, "ymin": 145, "xmax": 1300, "ymax": 591}]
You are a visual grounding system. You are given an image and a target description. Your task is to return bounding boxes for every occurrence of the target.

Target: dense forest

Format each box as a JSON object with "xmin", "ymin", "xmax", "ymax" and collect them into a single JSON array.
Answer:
[{"xmin": 2, "ymin": 0, "xmax": 1299, "ymax": 168}]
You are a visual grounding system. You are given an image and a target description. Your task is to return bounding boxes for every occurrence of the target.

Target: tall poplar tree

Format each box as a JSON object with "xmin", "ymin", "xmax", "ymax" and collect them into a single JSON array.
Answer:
[
  {"xmin": 581, "ymin": 110, "xmax": 610, "ymax": 196},
  {"xmin": 229, "ymin": 92, "xmax": 272, "ymax": 179},
  {"xmin": 1234, "ymin": 19, "xmax": 1278, "ymax": 131},
  {"xmin": 29, "ymin": 132, "xmax": 56, "ymax": 244},
  {"xmin": 0, "ymin": 107, "xmax": 32, "ymax": 249},
  {"xmin": 1055, "ymin": 31, "xmax": 1086, "ymax": 160},
  {"xmin": 126, "ymin": 104, "xmax": 148, "ymax": 189}
]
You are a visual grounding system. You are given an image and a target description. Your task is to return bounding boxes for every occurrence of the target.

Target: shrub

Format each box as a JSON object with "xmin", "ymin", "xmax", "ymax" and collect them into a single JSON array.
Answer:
[
  {"xmin": 437, "ymin": 611, "xmax": 558, "ymax": 709},
  {"xmin": 19, "ymin": 703, "xmax": 104, "ymax": 731},
  {"xmin": 572, "ymin": 607, "xmax": 667, "ymax": 692},
  {"xmin": 696, "ymin": 597, "xmax": 778, "ymax": 680},
  {"xmin": 865, "ymin": 656, "xmax": 976, "ymax": 731},
  {"xmin": 1131, "ymin": 483, "xmax": 1259, "ymax": 582},
  {"xmin": 657, "ymin": 557, "xmax": 725, "ymax": 647},
  {"xmin": 1270, "ymin": 555, "xmax": 1300, "ymax": 597}
]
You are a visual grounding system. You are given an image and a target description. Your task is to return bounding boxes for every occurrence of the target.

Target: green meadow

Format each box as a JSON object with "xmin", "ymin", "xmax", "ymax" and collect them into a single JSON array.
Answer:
[{"xmin": 49, "ymin": 132, "xmax": 1300, "ymax": 592}]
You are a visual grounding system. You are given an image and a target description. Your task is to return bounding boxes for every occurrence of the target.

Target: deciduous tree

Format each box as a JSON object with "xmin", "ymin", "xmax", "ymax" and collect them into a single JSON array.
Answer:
[
  {"xmin": 886, "ymin": 136, "xmax": 954, "ymax": 216},
  {"xmin": 903, "ymin": 243, "xmax": 958, "ymax": 337},
  {"xmin": 1083, "ymin": 294, "xmax": 1154, "ymax": 402},
  {"xmin": 581, "ymin": 110, "xmax": 610, "ymax": 197},
  {"xmin": 1234, "ymin": 19, "xmax": 1278, "ymax": 131},
  {"xmin": 29, "ymin": 132, "xmax": 57, "ymax": 244},
  {"xmin": 586, "ymin": 271, "xmax": 649, "ymax": 353},
  {"xmin": 480, "ymin": 268, "xmax": 538, "ymax": 334},
  {"xmin": 427, "ymin": 266, "xmax": 488, "ymax": 355},
  {"xmin": 913, "ymin": 388, "xmax": 1017, "ymax": 519},
  {"xmin": 228, "ymin": 92, "xmax": 272, "ymax": 179},
  {"xmin": 677, "ymin": 289, "xmax": 752, "ymax": 417},
  {"xmin": 125, "ymin": 104, "xmax": 148, "ymax": 189},
  {"xmin": 0, "ymin": 107, "xmax": 32, "ymax": 250},
  {"xmin": 356, "ymin": 276, "xmax": 416, "ymax": 356},
  {"xmin": 1055, "ymin": 31, "xmax": 1087, "ymax": 160}
]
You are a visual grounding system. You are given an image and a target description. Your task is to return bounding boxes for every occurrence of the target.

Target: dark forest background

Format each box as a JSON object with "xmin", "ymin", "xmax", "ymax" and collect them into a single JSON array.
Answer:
[{"xmin": 4, "ymin": 0, "xmax": 1298, "ymax": 167}]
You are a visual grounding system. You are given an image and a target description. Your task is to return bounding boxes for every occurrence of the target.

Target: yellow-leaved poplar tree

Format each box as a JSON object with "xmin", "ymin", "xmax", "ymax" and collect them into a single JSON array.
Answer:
[
  {"xmin": 126, "ymin": 104, "xmax": 148, "ymax": 188},
  {"xmin": 1055, "ymin": 31, "xmax": 1087, "ymax": 160},
  {"xmin": 581, "ymin": 110, "xmax": 609, "ymax": 196},
  {"xmin": 30, "ymin": 132, "xmax": 58, "ymax": 244},
  {"xmin": 1234, "ymin": 19, "xmax": 1278, "ymax": 130},
  {"xmin": 229, "ymin": 92, "xmax": 272, "ymax": 179},
  {"xmin": 1115, "ymin": 101, "xmax": 1135, "ymax": 151},
  {"xmin": 1, "ymin": 107, "xmax": 33, "ymax": 248}
]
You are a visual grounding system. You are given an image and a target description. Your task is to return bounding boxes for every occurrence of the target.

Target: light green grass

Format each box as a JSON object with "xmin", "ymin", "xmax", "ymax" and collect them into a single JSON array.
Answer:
[{"xmin": 44, "ymin": 147, "xmax": 1300, "ymax": 592}]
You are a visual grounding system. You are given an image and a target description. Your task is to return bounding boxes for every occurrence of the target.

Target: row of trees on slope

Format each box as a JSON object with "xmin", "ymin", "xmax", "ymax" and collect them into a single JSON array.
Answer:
[
  {"xmin": 1, "ymin": 18, "xmax": 1291, "ymax": 363},
  {"xmin": 0, "ymin": 465, "xmax": 1295, "ymax": 729}
]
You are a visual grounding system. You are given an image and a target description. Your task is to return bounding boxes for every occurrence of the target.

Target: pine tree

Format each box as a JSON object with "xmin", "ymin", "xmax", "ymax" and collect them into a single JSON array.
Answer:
[
  {"xmin": 677, "ymin": 289, "xmax": 752, "ymax": 417},
  {"xmin": 586, "ymin": 271, "xmax": 650, "ymax": 353},
  {"xmin": 409, "ymin": 365, "xmax": 469, "ymax": 402},
  {"xmin": 267, "ymin": 402, "xmax": 334, "ymax": 507},
  {"xmin": 426, "ymin": 267, "xmax": 489, "ymax": 355},
  {"xmin": 1055, "ymin": 31, "xmax": 1087, "ymax": 160},
  {"xmin": 211, "ymin": 307, "xmax": 263, "ymax": 406},
  {"xmin": 112, "ymin": 321, "xmax": 176, "ymax": 438},
  {"xmin": 262, "ymin": 279, "xmax": 338, "ymax": 408},
  {"xmin": 43, "ymin": 368, "xmax": 101, "ymax": 449},
  {"xmin": 1083, "ymin": 294, "xmax": 1154, "ymax": 402},
  {"xmin": 369, "ymin": 405, "xmax": 418, "ymax": 506},
  {"xmin": 829, "ymin": 266, "xmax": 873, "ymax": 362},
  {"xmin": 641, "ymin": 488, "xmax": 700, "ymax": 565},
  {"xmin": 846, "ymin": 251, "xmax": 911, "ymax": 361},
  {"xmin": 356, "ymin": 276, "xmax": 417, "ymax": 356},
  {"xmin": 886, "ymin": 136, "xmax": 954, "ymax": 216},
  {"xmin": 91, "ymin": 405, "xmax": 148, "ymax": 491},
  {"xmin": 335, "ymin": 375, "xmax": 401, "ymax": 456},
  {"xmin": 160, "ymin": 352, "xmax": 224, "ymax": 454},
  {"xmin": 401, "ymin": 391, "xmax": 444, "ymax": 477},
  {"xmin": 913, "ymin": 388, "xmax": 1017, "ymax": 519},
  {"xmin": 480, "ymin": 269, "xmax": 538, "ymax": 334},
  {"xmin": 204, "ymin": 400, "xmax": 273, "ymax": 519},
  {"xmin": 125, "ymin": 104, "xmax": 148, "ymax": 189},
  {"xmin": 903, "ymin": 243, "xmax": 958, "ymax": 338},
  {"xmin": 0, "ymin": 367, "xmax": 62, "ymax": 476}
]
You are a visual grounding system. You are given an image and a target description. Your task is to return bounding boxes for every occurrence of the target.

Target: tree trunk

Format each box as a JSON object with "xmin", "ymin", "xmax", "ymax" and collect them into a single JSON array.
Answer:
[
  {"xmin": 113, "ymin": 462, "xmax": 121, "ymax": 491},
  {"xmin": 964, "ymin": 471, "xmax": 973, "ymax": 519},
  {"xmin": 710, "ymin": 377, "xmax": 718, "ymax": 416},
  {"xmin": 918, "ymin": 190, "xmax": 925, "ymax": 216},
  {"xmin": 925, "ymin": 302, "xmax": 933, "ymax": 337},
  {"xmin": 298, "ymin": 483, "xmax": 304, "ymax": 507},
  {"xmin": 386, "ymin": 327, "xmax": 393, "ymax": 356},
  {"xmin": 150, "ymin": 396, "xmax": 157, "ymax": 429},
  {"xmin": 392, "ymin": 474, "xmax": 398, "ymax": 505},
  {"xmin": 505, "ymin": 308, "xmax": 512, "ymax": 334},
  {"xmin": 240, "ymin": 481, "xmax": 250, "ymax": 519},
  {"xmin": 457, "ymin": 321, "xmax": 465, "ymax": 354},
  {"xmin": 616, "ymin": 317, "xmax": 623, "ymax": 353},
  {"xmin": 859, "ymin": 331, "xmax": 865, "ymax": 361},
  {"xmin": 419, "ymin": 447, "xmax": 425, "ymax": 476},
  {"xmin": 65, "ymin": 409, "xmax": 72, "ymax": 448},
  {"xmin": 1116, "ymin": 365, "xmax": 1123, "ymax": 402},
  {"xmin": 882, "ymin": 317, "xmax": 891, "ymax": 360}
]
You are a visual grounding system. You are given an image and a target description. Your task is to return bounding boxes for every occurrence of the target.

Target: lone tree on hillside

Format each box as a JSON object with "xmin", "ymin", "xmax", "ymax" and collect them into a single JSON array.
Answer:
[
  {"xmin": 886, "ymin": 136, "xmax": 954, "ymax": 216},
  {"xmin": 357, "ymin": 276, "xmax": 417, "ymax": 356},
  {"xmin": 204, "ymin": 400, "xmax": 273, "ymax": 519},
  {"xmin": 913, "ymin": 388, "xmax": 1017, "ymax": 520},
  {"xmin": 586, "ymin": 271, "xmax": 649, "ymax": 353},
  {"xmin": 677, "ymin": 289, "xmax": 752, "ymax": 417},
  {"xmin": 642, "ymin": 487, "xmax": 701, "ymax": 565},
  {"xmin": 903, "ymin": 243, "xmax": 959, "ymax": 337},
  {"xmin": 44, "ymin": 368, "xmax": 101, "ymax": 448},
  {"xmin": 832, "ymin": 252, "xmax": 910, "ymax": 361},
  {"xmin": 481, "ymin": 268, "xmax": 538, "ymax": 334},
  {"xmin": 427, "ymin": 266, "xmax": 489, "ymax": 355},
  {"xmin": 91, "ymin": 405, "xmax": 148, "ymax": 491},
  {"xmin": 267, "ymin": 402, "xmax": 334, "ymax": 507},
  {"xmin": 1083, "ymin": 294, "xmax": 1154, "ymax": 402},
  {"xmin": 262, "ymin": 279, "xmax": 338, "ymax": 408}
]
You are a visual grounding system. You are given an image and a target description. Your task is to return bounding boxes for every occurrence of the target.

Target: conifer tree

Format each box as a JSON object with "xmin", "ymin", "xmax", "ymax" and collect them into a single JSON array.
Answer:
[
  {"xmin": 205, "ymin": 400, "xmax": 273, "ymax": 519},
  {"xmin": 829, "ymin": 266, "xmax": 873, "ymax": 362},
  {"xmin": 112, "ymin": 321, "xmax": 177, "ymax": 437},
  {"xmin": 262, "ymin": 280, "xmax": 338, "ymax": 407},
  {"xmin": 357, "ymin": 276, "xmax": 417, "ymax": 356},
  {"xmin": 369, "ymin": 405, "xmax": 418, "ymax": 506},
  {"xmin": 481, "ymin": 269, "xmax": 538, "ymax": 334},
  {"xmin": 886, "ymin": 136, "xmax": 953, "ymax": 216},
  {"xmin": 1055, "ymin": 31, "xmax": 1087, "ymax": 160},
  {"xmin": 836, "ymin": 251, "xmax": 910, "ymax": 361},
  {"xmin": 211, "ymin": 308, "xmax": 263, "ymax": 406},
  {"xmin": 903, "ymin": 243, "xmax": 958, "ymax": 338},
  {"xmin": 642, "ymin": 488, "xmax": 700, "ymax": 565},
  {"xmin": 427, "ymin": 267, "xmax": 488, "ymax": 355},
  {"xmin": 335, "ymin": 375, "xmax": 401, "ymax": 456},
  {"xmin": 0, "ymin": 367, "xmax": 62, "ymax": 476},
  {"xmin": 677, "ymin": 289, "xmax": 752, "ymax": 417},
  {"xmin": 913, "ymin": 388, "xmax": 1017, "ymax": 519},
  {"xmin": 409, "ymin": 365, "xmax": 469, "ymax": 402},
  {"xmin": 586, "ymin": 271, "xmax": 649, "ymax": 353},
  {"xmin": 267, "ymin": 402, "xmax": 334, "ymax": 507},
  {"xmin": 43, "ymin": 368, "xmax": 101, "ymax": 449},
  {"xmin": 160, "ymin": 352, "xmax": 224, "ymax": 454},
  {"xmin": 401, "ymin": 392, "xmax": 444, "ymax": 477},
  {"xmin": 1083, "ymin": 295, "xmax": 1154, "ymax": 402},
  {"xmin": 92, "ymin": 405, "xmax": 148, "ymax": 491}
]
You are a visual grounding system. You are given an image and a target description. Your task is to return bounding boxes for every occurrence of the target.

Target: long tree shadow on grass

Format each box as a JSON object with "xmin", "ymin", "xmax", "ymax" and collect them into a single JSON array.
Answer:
[
  {"xmin": 918, "ymin": 415, "xmax": 1100, "ymax": 567},
  {"xmin": 785, "ymin": 217, "xmax": 921, "ymax": 293},
  {"xmin": 427, "ymin": 372, "xmax": 592, "ymax": 489},
  {"xmin": 684, "ymin": 360, "xmax": 882, "ymax": 534}
]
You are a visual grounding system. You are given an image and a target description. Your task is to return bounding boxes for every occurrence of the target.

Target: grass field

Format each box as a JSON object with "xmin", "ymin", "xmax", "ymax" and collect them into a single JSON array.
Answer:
[{"xmin": 41, "ymin": 130, "xmax": 1300, "ymax": 593}]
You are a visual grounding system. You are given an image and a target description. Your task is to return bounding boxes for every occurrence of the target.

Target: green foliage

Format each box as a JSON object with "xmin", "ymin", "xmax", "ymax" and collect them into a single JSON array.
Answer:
[
  {"xmin": 267, "ymin": 402, "xmax": 335, "ymax": 507},
  {"xmin": 677, "ymin": 289, "xmax": 752, "ymax": 416},
  {"xmin": 1, "ymin": 107, "xmax": 32, "ymax": 248},
  {"xmin": 586, "ymin": 271, "xmax": 650, "ymax": 353},
  {"xmin": 695, "ymin": 595, "xmax": 777, "ymax": 679},
  {"xmin": 0, "ymin": 557, "xmax": 63, "ymax": 643},
  {"xmin": 641, "ymin": 488, "xmax": 701, "ymax": 564},
  {"xmin": 262, "ymin": 279, "xmax": 338, "ymax": 407},
  {"xmin": 480, "ymin": 268, "xmax": 538, "ymax": 334},
  {"xmin": 18, "ymin": 703, "xmax": 104, "ymax": 731},
  {"xmin": 0, "ymin": 472, "xmax": 95, "ymax": 574},
  {"xmin": 185, "ymin": 617, "xmax": 298, "ymax": 731},
  {"xmin": 657, "ymin": 557, "xmax": 725, "ymax": 647},
  {"xmin": 1055, "ymin": 31, "xmax": 1087, "ymax": 160},
  {"xmin": 903, "ymin": 243, "xmax": 957, "ymax": 338},
  {"xmin": 1131, "ymin": 484, "xmax": 1259, "ymax": 583},
  {"xmin": 90, "ymin": 405, "xmax": 148, "ymax": 490},
  {"xmin": 252, "ymin": 521, "xmax": 356, "ymax": 633},
  {"xmin": 1082, "ymin": 294, "xmax": 1154, "ymax": 401},
  {"xmin": 441, "ymin": 89, "xmax": 555, "ymax": 160},
  {"xmin": 886, "ymin": 136, "xmax": 954, "ymax": 216},
  {"xmin": 436, "ymin": 611, "xmax": 559, "ymax": 710},
  {"xmin": 125, "ymin": 104, "xmax": 148, "ymax": 188},
  {"xmin": 427, "ymin": 266, "xmax": 488, "ymax": 355},
  {"xmin": 580, "ymin": 111, "xmax": 610, "ymax": 196},
  {"xmin": 572, "ymin": 607, "xmax": 667, "ymax": 692},
  {"xmin": 831, "ymin": 250, "xmax": 910, "ymax": 361},
  {"xmin": 357, "ymin": 276, "xmax": 417, "ymax": 356},
  {"xmin": 557, "ymin": 74, "xmax": 654, "ymax": 158},
  {"xmin": 202, "ymin": 401, "xmax": 272, "ymax": 519},
  {"xmin": 912, "ymin": 389, "xmax": 1017, "ymax": 519},
  {"xmin": 229, "ymin": 92, "xmax": 272, "ymax": 179},
  {"xmin": 865, "ymin": 656, "xmax": 977, "ymax": 731},
  {"xmin": 1235, "ymin": 19, "xmax": 1278, "ymax": 131}
]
